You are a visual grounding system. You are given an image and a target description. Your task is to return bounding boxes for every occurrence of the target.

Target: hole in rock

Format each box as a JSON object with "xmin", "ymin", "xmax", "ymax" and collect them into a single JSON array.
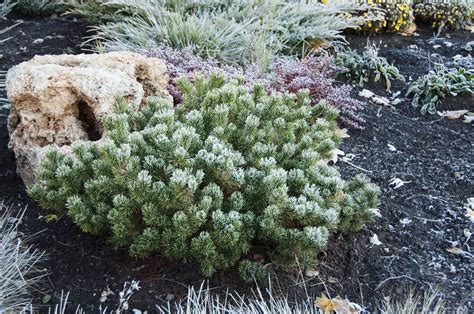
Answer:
[{"xmin": 76, "ymin": 101, "xmax": 101, "ymax": 141}]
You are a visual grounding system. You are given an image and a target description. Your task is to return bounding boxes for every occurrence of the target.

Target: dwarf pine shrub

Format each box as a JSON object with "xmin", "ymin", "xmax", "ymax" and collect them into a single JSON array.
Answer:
[{"xmin": 29, "ymin": 74, "xmax": 379, "ymax": 280}]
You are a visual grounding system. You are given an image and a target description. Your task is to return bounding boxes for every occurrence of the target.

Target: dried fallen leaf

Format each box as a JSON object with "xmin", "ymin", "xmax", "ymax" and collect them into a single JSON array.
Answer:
[
  {"xmin": 463, "ymin": 114, "xmax": 474, "ymax": 124},
  {"xmin": 369, "ymin": 208, "xmax": 382, "ymax": 218},
  {"xmin": 466, "ymin": 25, "xmax": 474, "ymax": 33},
  {"xmin": 358, "ymin": 89, "xmax": 375, "ymax": 99},
  {"xmin": 372, "ymin": 96, "xmax": 391, "ymax": 107},
  {"xmin": 389, "ymin": 177, "xmax": 411, "ymax": 189},
  {"xmin": 331, "ymin": 148, "xmax": 345, "ymax": 164},
  {"xmin": 335, "ymin": 128, "xmax": 350, "ymax": 138},
  {"xmin": 315, "ymin": 293, "xmax": 337, "ymax": 314},
  {"xmin": 400, "ymin": 218, "xmax": 412, "ymax": 226},
  {"xmin": 370, "ymin": 234, "xmax": 382, "ymax": 246},
  {"xmin": 391, "ymin": 98, "xmax": 404, "ymax": 106},
  {"xmin": 305, "ymin": 268, "xmax": 319, "ymax": 277},
  {"xmin": 342, "ymin": 153, "xmax": 357, "ymax": 162},
  {"xmin": 437, "ymin": 110, "xmax": 469, "ymax": 120},
  {"xmin": 400, "ymin": 22, "xmax": 417, "ymax": 36},
  {"xmin": 463, "ymin": 229, "xmax": 471, "ymax": 242},
  {"xmin": 465, "ymin": 209, "xmax": 474, "ymax": 223},
  {"xmin": 387, "ymin": 144, "xmax": 397, "ymax": 152},
  {"xmin": 446, "ymin": 247, "xmax": 463, "ymax": 255},
  {"xmin": 391, "ymin": 91, "xmax": 401, "ymax": 99},
  {"xmin": 333, "ymin": 298, "xmax": 362, "ymax": 314},
  {"xmin": 465, "ymin": 198, "xmax": 474, "ymax": 223}
]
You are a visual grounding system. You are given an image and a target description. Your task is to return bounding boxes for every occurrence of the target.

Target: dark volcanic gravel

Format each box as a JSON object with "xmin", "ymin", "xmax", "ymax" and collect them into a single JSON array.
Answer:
[{"xmin": 0, "ymin": 15, "xmax": 472, "ymax": 311}]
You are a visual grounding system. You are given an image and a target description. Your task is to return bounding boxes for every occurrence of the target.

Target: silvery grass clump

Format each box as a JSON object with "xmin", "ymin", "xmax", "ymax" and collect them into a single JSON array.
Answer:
[
  {"xmin": 75, "ymin": 0, "xmax": 376, "ymax": 68},
  {"xmin": 0, "ymin": 0, "xmax": 16, "ymax": 18},
  {"xmin": 0, "ymin": 71, "xmax": 8, "ymax": 108},
  {"xmin": 44, "ymin": 281, "xmax": 461, "ymax": 313},
  {"xmin": 0, "ymin": 202, "xmax": 45, "ymax": 312},
  {"xmin": 145, "ymin": 46, "xmax": 365, "ymax": 128}
]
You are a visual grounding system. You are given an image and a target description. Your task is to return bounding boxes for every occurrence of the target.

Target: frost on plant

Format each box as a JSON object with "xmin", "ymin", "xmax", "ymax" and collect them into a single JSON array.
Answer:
[
  {"xmin": 268, "ymin": 56, "xmax": 366, "ymax": 129},
  {"xmin": 0, "ymin": 204, "xmax": 44, "ymax": 312},
  {"xmin": 14, "ymin": 0, "xmax": 67, "ymax": 16},
  {"xmin": 77, "ymin": 0, "xmax": 374, "ymax": 67},
  {"xmin": 406, "ymin": 64, "xmax": 473, "ymax": 115},
  {"xmin": 356, "ymin": 0, "xmax": 414, "ymax": 33},
  {"xmin": 334, "ymin": 44, "xmax": 404, "ymax": 91},
  {"xmin": 145, "ymin": 46, "xmax": 366, "ymax": 128},
  {"xmin": 414, "ymin": 2, "xmax": 472, "ymax": 30},
  {"xmin": 29, "ymin": 74, "xmax": 379, "ymax": 280},
  {"xmin": 0, "ymin": 0, "xmax": 16, "ymax": 18}
]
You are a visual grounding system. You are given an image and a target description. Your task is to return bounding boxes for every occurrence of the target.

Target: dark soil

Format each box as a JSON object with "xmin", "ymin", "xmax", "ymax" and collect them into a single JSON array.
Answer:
[{"xmin": 0, "ymin": 15, "xmax": 472, "ymax": 312}]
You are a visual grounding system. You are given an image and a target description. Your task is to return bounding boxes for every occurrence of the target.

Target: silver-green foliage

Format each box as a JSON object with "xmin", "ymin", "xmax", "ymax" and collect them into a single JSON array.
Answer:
[
  {"xmin": 75, "ymin": 0, "xmax": 374, "ymax": 67},
  {"xmin": 0, "ymin": 204, "xmax": 44, "ymax": 312},
  {"xmin": 334, "ymin": 44, "xmax": 404, "ymax": 91},
  {"xmin": 29, "ymin": 74, "xmax": 379, "ymax": 279},
  {"xmin": 15, "ymin": 0, "xmax": 66, "ymax": 16},
  {"xmin": 0, "ymin": 71, "xmax": 8, "ymax": 108},
  {"xmin": 406, "ymin": 64, "xmax": 474, "ymax": 114},
  {"xmin": 0, "ymin": 0, "xmax": 16, "ymax": 18}
]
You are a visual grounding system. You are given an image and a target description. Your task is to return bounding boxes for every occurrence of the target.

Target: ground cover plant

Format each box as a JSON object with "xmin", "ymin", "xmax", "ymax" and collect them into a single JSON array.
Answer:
[
  {"xmin": 406, "ymin": 63, "xmax": 474, "ymax": 114},
  {"xmin": 145, "ymin": 46, "xmax": 366, "ymax": 128},
  {"xmin": 73, "ymin": 0, "xmax": 375, "ymax": 68},
  {"xmin": 414, "ymin": 1, "xmax": 472, "ymax": 30},
  {"xmin": 334, "ymin": 43, "xmax": 404, "ymax": 91},
  {"xmin": 356, "ymin": 0, "xmax": 414, "ymax": 33},
  {"xmin": 28, "ymin": 74, "xmax": 379, "ymax": 280}
]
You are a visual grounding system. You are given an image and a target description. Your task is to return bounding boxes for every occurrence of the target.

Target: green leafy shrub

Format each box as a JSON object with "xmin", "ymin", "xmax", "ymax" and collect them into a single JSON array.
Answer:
[
  {"xmin": 334, "ymin": 44, "xmax": 404, "ymax": 91},
  {"xmin": 71, "ymin": 0, "xmax": 375, "ymax": 67},
  {"xmin": 356, "ymin": 0, "xmax": 414, "ymax": 33},
  {"xmin": 414, "ymin": 2, "xmax": 472, "ymax": 30},
  {"xmin": 29, "ymin": 74, "xmax": 379, "ymax": 280},
  {"xmin": 406, "ymin": 64, "xmax": 474, "ymax": 114}
]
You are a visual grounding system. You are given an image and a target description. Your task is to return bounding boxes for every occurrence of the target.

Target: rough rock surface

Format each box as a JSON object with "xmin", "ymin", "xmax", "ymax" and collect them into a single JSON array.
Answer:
[{"xmin": 6, "ymin": 52, "xmax": 170, "ymax": 186}]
